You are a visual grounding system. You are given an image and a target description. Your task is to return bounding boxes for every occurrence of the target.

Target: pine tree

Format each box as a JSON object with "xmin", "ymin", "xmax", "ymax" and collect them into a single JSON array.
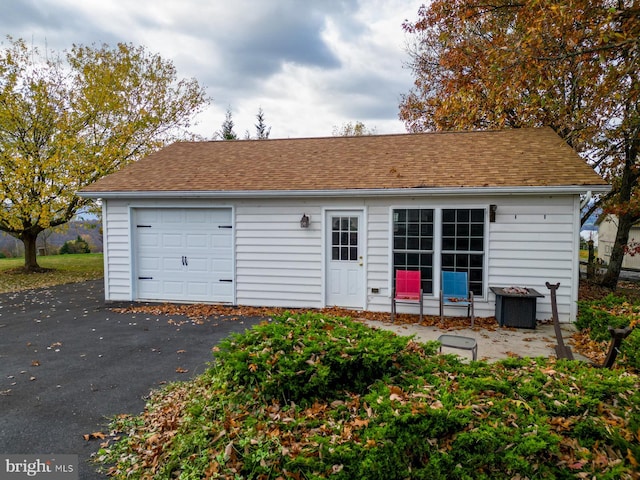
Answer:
[
  {"xmin": 218, "ymin": 108, "xmax": 238, "ymax": 140},
  {"xmin": 255, "ymin": 107, "xmax": 271, "ymax": 140}
]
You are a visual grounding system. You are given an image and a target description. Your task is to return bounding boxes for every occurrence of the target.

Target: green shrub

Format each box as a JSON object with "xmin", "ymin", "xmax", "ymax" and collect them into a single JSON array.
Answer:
[
  {"xmin": 576, "ymin": 294, "xmax": 629, "ymax": 339},
  {"xmin": 214, "ymin": 312, "xmax": 439, "ymax": 405},
  {"xmin": 576, "ymin": 294, "xmax": 640, "ymax": 370},
  {"xmin": 59, "ymin": 235, "xmax": 91, "ymax": 254},
  {"xmin": 97, "ymin": 313, "xmax": 640, "ymax": 480}
]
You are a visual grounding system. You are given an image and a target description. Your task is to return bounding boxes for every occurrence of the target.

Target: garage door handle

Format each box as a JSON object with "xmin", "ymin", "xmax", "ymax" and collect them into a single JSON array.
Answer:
[
  {"xmin": 138, "ymin": 276, "xmax": 153, "ymax": 280},
  {"xmin": 181, "ymin": 256, "xmax": 189, "ymax": 266},
  {"xmin": 219, "ymin": 279, "xmax": 233, "ymax": 283}
]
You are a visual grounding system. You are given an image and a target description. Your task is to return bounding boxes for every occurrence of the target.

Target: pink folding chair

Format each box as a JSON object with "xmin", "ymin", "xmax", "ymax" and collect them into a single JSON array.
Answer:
[{"xmin": 390, "ymin": 270, "xmax": 423, "ymax": 322}]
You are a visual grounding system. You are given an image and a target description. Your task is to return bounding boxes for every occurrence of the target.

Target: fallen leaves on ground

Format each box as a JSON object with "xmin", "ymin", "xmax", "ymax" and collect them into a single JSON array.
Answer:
[
  {"xmin": 83, "ymin": 432, "xmax": 107, "ymax": 441},
  {"xmin": 571, "ymin": 331, "xmax": 608, "ymax": 364},
  {"xmin": 113, "ymin": 302, "xmax": 495, "ymax": 330},
  {"xmin": 110, "ymin": 279, "xmax": 639, "ymax": 365}
]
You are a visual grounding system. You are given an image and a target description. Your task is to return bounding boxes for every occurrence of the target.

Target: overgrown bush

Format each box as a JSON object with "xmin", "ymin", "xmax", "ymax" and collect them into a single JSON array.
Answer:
[
  {"xmin": 59, "ymin": 235, "xmax": 90, "ymax": 254},
  {"xmin": 97, "ymin": 313, "xmax": 640, "ymax": 479},
  {"xmin": 214, "ymin": 312, "xmax": 439, "ymax": 405},
  {"xmin": 577, "ymin": 294, "xmax": 640, "ymax": 371}
]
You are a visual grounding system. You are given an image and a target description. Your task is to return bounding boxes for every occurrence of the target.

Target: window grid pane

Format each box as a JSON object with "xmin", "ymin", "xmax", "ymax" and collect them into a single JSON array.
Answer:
[
  {"xmin": 392, "ymin": 208, "xmax": 434, "ymax": 294},
  {"xmin": 441, "ymin": 208, "xmax": 485, "ymax": 295}
]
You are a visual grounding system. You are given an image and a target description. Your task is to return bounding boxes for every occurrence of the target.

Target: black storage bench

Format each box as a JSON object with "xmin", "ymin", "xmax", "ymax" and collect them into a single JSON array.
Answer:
[{"xmin": 490, "ymin": 287, "xmax": 544, "ymax": 329}]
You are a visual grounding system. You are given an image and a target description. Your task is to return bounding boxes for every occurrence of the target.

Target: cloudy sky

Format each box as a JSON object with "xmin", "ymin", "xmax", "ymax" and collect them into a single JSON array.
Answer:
[{"xmin": 2, "ymin": 0, "xmax": 422, "ymax": 139}]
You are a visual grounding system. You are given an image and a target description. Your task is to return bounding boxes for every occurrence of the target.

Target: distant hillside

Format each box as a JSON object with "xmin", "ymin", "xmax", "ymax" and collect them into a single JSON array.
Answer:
[{"xmin": 0, "ymin": 221, "xmax": 103, "ymax": 257}]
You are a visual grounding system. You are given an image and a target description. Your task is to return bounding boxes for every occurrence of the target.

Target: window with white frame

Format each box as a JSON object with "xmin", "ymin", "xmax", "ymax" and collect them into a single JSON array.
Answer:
[
  {"xmin": 392, "ymin": 209, "xmax": 434, "ymax": 294},
  {"xmin": 392, "ymin": 207, "xmax": 485, "ymax": 296},
  {"xmin": 441, "ymin": 208, "xmax": 485, "ymax": 296}
]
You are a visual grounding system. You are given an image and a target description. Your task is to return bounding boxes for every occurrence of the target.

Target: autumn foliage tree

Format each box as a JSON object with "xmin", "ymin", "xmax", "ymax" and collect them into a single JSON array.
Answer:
[
  {"xmin": 332, "ymin": 121, "xmax": 377, "ymax": 136},
  {"xmin": 0, "ymin": 37, "xmax": 208, "ymax": 271},
  {"xmin": 400, "ymin": 0, "xmax": 639, "ymax": 288}
]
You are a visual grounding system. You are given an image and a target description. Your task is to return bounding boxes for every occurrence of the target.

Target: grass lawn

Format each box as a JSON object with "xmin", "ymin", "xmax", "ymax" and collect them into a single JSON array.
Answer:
[{"xmin": 0, "ymin": 253, "xmax": 104, "ymax": 293}]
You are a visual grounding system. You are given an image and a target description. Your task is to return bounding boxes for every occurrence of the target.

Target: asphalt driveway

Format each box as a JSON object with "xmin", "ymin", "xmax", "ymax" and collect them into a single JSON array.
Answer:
[{"xmin": 0, "ymin": 280, "xmax": 263, "ymax": 479}]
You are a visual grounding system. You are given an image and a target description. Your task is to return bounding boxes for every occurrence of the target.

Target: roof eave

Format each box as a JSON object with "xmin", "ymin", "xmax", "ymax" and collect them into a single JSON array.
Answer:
[{"xmin": 78, "ymin": 184, "xmax": 611, "ymax": 200}]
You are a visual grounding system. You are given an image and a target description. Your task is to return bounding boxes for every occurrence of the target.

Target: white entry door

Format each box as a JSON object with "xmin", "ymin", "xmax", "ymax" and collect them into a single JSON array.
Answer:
[
  {"xmin": 326, "ymin": 210, "xmax": 364, "ymax": 308},
  {"xmin": 134, "ymin": 208, "xmax": 234, "ymax": 303}
]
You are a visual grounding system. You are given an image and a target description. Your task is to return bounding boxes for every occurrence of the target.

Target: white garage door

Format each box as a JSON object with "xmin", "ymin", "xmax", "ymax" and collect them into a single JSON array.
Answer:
[{"xmin": 134, "ymin": 208, "xmax": 233, "ymax": 303}]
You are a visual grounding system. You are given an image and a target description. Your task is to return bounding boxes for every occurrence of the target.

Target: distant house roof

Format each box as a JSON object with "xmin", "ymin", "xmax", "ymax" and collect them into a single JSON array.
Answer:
[{"xmin": 80, "ymin": 127, "xmax": 609, "ymax": 198}]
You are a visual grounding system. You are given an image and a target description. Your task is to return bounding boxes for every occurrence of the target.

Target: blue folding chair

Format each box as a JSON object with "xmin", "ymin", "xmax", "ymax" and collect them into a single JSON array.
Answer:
[{"xmin": 440, "ymin": 271, "xmax": 475, "ymax": 327}]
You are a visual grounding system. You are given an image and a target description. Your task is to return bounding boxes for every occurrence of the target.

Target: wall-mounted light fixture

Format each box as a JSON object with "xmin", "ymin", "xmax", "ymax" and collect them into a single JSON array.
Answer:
[
  {"xmin": 489, "ymin": 204, "xmax": 497, "ymax": 223},
  {"xmin": 300, "ymin": 213, "xmax": 310, "ymax": 228}
]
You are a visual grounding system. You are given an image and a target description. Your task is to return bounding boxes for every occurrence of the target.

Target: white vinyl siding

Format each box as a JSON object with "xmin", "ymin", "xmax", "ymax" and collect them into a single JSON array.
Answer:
[
  {"xmin": 235, "ymin": 203, "xmax": 324, "ymax": 308},
  {"xmin": 102, "ymin": 200, "xmax": 132, "ymax": 301},
  {"xmin": 366, "ymin": 206, "xmax": 392, "ymax": 306},
  {"xmin": 100, "ymin": 194, "xmax": 580, "ymax": 322},
  {"xmin": 488, "ymin": 196, "xmax": 578, "ymax": 321}
]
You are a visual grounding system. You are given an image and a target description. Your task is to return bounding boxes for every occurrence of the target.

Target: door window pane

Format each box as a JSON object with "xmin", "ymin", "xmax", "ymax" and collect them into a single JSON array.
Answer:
[{"xmin": 332, "ymin": 216, "xmax": 358, "ymax": 261}]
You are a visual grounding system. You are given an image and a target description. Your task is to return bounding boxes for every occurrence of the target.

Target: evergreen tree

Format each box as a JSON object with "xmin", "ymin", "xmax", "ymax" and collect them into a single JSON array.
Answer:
[
  {"xmin": 255, "ymin": 107, "xmax": 271, "ymax": 140},
  {"xmin": 218, "ymin": 108, "xmax": 238, "ymax": 140}
]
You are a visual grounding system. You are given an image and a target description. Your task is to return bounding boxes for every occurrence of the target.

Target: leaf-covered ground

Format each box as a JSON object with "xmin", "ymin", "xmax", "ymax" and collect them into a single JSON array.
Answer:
[
  {"xmin": 113, "ymin": 279, "xmax": 640, "ymax": 365},
  {"xmin": 95, "ymin": 313, "xmax": 640, "ymax": 479}
]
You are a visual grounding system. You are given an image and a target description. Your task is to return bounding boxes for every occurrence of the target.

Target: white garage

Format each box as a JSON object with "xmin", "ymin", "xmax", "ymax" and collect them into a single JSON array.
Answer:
[
  {"xmin": 80, "ymin": 128, "xmax": 609, "ymax": 322},
  {"xmin": 133, "ymin": 208, "xmax": 233, "ymax": 303}
]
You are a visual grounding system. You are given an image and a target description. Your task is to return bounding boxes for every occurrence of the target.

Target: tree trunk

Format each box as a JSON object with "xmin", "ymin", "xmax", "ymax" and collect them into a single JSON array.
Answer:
[
  {"xmin": 21, "ymin": 231, "xmax": 41, "ymax": 272},
  {"xmin": 600, "ymin": 211, "xmax": 634, "ymax": 289},
  {"xmin": 599, "ymin": 130, "xmax": 639, "ymax": 289}
]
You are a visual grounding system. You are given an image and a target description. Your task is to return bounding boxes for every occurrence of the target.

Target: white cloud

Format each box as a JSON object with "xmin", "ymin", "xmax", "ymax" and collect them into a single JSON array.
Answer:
[{"xmin": 0, "ymin": 0, "xmax": 421, "ymax": 139}]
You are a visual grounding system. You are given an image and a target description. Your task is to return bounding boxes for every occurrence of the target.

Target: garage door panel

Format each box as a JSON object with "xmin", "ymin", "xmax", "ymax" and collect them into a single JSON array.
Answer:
[
  {"xmin": 186, "ymin": 234, "xmax": 208, "ymax": 248},
  {"xmin": 213, "ymin": 282, "xmax": 233, "ymax": 297},
  {"xmin": 134, "ymin": 208, "xmax": 233, "ymax": 303},
  {"xmin": 138, "ymin": 280, "xmax": 161, "ymax": 296},
  {"xmin": 210, "ymin": 247, "xmax": 232, "ymax": 259},
  {"xmin": 186, "ymin": 282, "xmax": 208, "ymax": 296},
  {"xmin": 185, "ymin": 209, "xmax": 209, "ymax": 223},
  {"xmin": 162, "ymin": 281, "xmax": 185, "ymax": 296},
  {"xmin": 138, "ymin": 257, "xmax": 160, "ymax": 272},
  {"xmin": 161, "ymin": 210, "xmax": 183, "ymax": 223},
  {"xmin": 161, "ymin": 233, "xmax": 183, "ymax": 248},
  {"xmin": 137, "ymin": 210, "xmax": 158, "ymax": 223},
  {"xmin": 213, "ymin": 234, "xmax": 232, "ymax": 248},
  {"xmin": 161, "ymin": 257, "xmax": 184, "ymax": 272},
  {"xmin": 186, "ymin": 256, "xmax": 209, "ymax": 273},
  {"xmin": 213, "ymin": 259, "xmax": 233, "ymax": 273},
  {"xmin": 137, "ymin": 232, "xmax": 159, "ymax": 247}
]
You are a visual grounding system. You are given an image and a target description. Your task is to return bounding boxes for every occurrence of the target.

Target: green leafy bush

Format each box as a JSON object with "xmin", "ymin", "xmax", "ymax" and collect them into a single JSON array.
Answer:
[
  {"xmin": 577, "ymin": 294, "xmax": 640, "ymax": 370},
  {"xmin": 59, "ymin": 235, "xmax": 91, "ymax": 254},
  {"xmin": 97, "ymin": 314, "xmax": 640, "ymax": 479},
  {"xmin": 576, "ymin": 294, "xmax": 630, "ymax": 340},
  {"xmin": 214, "ymin": 312, "xmax": 439, "ymax": 405}
]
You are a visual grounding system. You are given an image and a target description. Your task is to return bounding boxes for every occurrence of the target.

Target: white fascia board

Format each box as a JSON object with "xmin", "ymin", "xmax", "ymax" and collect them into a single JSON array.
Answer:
[{"xmin": 78, "ymin": 184, "xmax": 611, "ymax": 200}]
